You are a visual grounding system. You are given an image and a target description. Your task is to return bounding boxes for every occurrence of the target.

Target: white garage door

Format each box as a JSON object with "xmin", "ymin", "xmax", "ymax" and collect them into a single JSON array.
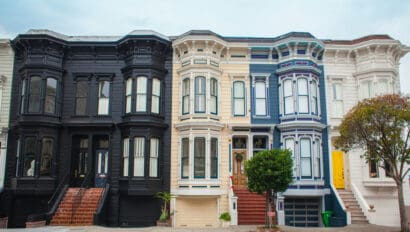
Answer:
[{"xmin": 176, "ymin": 198, "xmax": 217, "ymax": 227}]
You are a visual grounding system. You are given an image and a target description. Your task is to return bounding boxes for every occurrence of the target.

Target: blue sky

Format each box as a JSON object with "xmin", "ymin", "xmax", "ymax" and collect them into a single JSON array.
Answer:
[{"xmin": 1, "ymin": 0, "xmax": 409, "ymax": 93}]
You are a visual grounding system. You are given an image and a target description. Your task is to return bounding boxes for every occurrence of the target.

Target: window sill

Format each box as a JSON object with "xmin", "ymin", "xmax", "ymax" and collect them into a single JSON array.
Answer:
[{"xmin": 179, "ymin": 114, "xmax": 221, "ymax": 121}]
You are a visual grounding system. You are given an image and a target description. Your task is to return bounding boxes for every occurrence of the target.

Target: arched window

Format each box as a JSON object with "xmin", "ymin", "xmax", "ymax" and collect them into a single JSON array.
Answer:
[
  {"xmin": 28, "ymin": 76, "xmax": 41, "ymax": 113},
  {"xmin": 182, "ymin": 78, "xmax": 190, "ymax": 114},
  {"xmin": 195, "ymin": 77, "xmax": 206, "ymax": 113},
  {"xmin": 233, "ymin": 81, "xmax": 245, "ymax": 116},
  {"xmin": 136, "ymin": 77, "xmax": 147, "ymax": 112},
  {"xmin": 151, "ymin": 78, "xmax": 161, "ymax": 114},
  {"xmin": 210, "ymin": 78, "xmax": 218, "ymax": 114},
  {"xmin": 283, "ymin": 79, "xmax": 294, "ymax": 115},
  {"xmin": 297, "ymin": 78, "xmax": 309, "ymax": 114},
  {"xmin": 45, "ymin": 78, "xmax": 57, "ymax": 114}
]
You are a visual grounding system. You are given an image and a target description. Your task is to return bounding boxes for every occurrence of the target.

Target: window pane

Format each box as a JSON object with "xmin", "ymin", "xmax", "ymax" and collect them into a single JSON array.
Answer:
[
  {"xmin": 314, "ymin": 139, "xmax": 321, "ymax": 178},
  {"xmin": 76, "ymin": 81, "xmax": 88, "ymax": 115},
  {"xmin": 210, "ymin": 79, "xmax": 217, "ymax": 114},
  {"xmin": 181, "ymin": 138, "xmax": 189, "ymax": 178},
  {"xmin": 99, "ymin": 81, "xmax": 110, "ymax": 98},
  {"xmin": 40, "ymin": 138, "xmax": 53, "ymax": 176},
  {"xmin": 195, "ymin": 77, "xmax": 205, "ymax": 112},
  {"xmin": 45, "ymin": 78, "xmax": 57, "ymax": 114},
  {"xmin": 150, "ymin": 138, "xmax": 159, "ymax": 177},
  {"xmin": 23, "ymin": 137, "xmax": 36, "ymax": 177},
  {"xmin": 378, "ymin": 80, "xmax": 388, "ymax": 95},
  {"xmin": 284, "ymin": 96, "xmax": 294, "ymax": 114},
  {"xmin": 137, "ymin": 77, "xmax": 147, "ymax": 93},
  {"xmin": 255, "ymin": 99, "xmax": 266, "ymax": 115},
  {"xmin": 98, "ymin": 81, "xmax": 110, "ymax": 115},
  {"xmin": 152, "ymin": 78, "xmax": 161, "ymax": 96},
  {"xmin": 301, "ymin": 158, "xmax": 312, "ymax": 177},
  {"xmin": 255, "ymin": 81, "xmax": 265, "ymax": 98},
  {"xmin": 210, "ymin": 138, "xmax": 218, "ymax": 178},
  {"xmin": 285, "ymin": 138, "xmax": 296, "ymax": 177},
  {"xmin": 133, "ymin": 137, "xmax": 145, "ymax": 177},
  {"xmin": 234, "ymin": 99, "xmax": 245, "ymax": 115},
  {"xmin": 194, "ymin": 137, "xmax": 205, "ymax": 178},
  {"xmin": 136, "ymin": 77, "xmax": 147, "ymax": 112},
  {"xmin": 195, "ymin": 95, "xmax": 205, "ymax": 112},
  {"xmin": 283, "ymin": 80, "xmax": 293, "ymax": 97},
  {"xmin": 152, "ymin": 78, "xmax": 161, "ymax": 114},
  {"xmin": 123, "ymin": 138, "xmax": 129, "ymax": 176},
  {"xmin": 98, "ymin": 98, "xmax": 109, "ymax": 115},
  {"xmin": 300, "ymin": 139, "xmax": 311, "ymax": 157},
  {"xmin": 136, "ymin": 94, "xmax": 147, "ymax": 112},
  {"xmin": 182, "ymin": 79, "xmax": 190, "ymax": 114},
  {"xmin": 21, "ymin": 79, "xmax": 26, "ymax": 113},
  {"xmin": 300, "ymin": 138, "xmax": 311, "ymax": 178},
  {"xmin": 28, "ymin": 76, "xmax": 41, "ymax": 113},
  {"xmin": 333, "ymin": 83, "xmax": 342, "ymax": 100},
  {"xmin": 297, "ymin": 79, "xmax": 308, "ymax": 95},
  {"xmin": 298, "ymin": 96, "xmax": 309, "ymax": 113},
  {"xmin": 234, "ymin": 82, "xmax": 244, "ymax": 98}
]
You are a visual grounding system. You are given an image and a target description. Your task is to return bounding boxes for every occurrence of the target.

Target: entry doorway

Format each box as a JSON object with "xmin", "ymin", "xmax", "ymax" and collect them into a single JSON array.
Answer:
[
  {"xmin": 70, "ymin": 135, "xmax": 109, "ymax": 187},
  {"xmin": 232, "ymin": 136, "xmax": 248, "ymax": 187}
]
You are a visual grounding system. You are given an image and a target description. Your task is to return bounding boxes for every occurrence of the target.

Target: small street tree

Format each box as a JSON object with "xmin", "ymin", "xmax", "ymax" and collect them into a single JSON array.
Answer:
[
  {"xmin": 334, "ymin": 94, "xmax": 410, "ymax": 232},
  {"xmin": 244, "ymin": 149, "xmax": 293, "ymax": 228}
]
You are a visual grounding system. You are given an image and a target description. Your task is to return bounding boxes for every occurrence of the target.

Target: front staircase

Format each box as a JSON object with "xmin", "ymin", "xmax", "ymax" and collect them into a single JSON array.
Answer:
[
  {"xmin": 235, "ymin": 187, "xmax": 267, "ymax": 225},
  {"xmin": 50, "ymin": 187, "xmax": 104, "ymax": 226},
  {"xmin": 338, "ymin": 189, "xmax": 369, "ymax": 224}
]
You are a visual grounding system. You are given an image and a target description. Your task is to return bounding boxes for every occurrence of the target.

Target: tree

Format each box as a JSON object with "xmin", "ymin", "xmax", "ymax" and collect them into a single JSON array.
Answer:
[
  {"xmin": 155, "ymin": 192, "xmax": 172, "ymax": 222},
  {"xmin": 244, "ymin": 149, "xmax": 293, "ymax": 228},
  {"xmin": 334, "ymin": 94, "xmax": 410, "ymax": 232}
]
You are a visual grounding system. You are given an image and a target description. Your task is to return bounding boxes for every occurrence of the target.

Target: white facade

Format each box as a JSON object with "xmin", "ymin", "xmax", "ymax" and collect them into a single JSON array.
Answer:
[
  {"xmin": 0, "ymin": 39, "xmax": 13, "ymax": 192},
  {"xmin": 324, "ymin": 35, "xmax": 410, "ymax": 226}
]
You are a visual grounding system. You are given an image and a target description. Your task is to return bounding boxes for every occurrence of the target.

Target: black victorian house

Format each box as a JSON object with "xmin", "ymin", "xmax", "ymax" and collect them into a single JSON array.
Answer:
[{"xmin": 0, "ymin": 30, "xmax": 172, "ymax": 227}]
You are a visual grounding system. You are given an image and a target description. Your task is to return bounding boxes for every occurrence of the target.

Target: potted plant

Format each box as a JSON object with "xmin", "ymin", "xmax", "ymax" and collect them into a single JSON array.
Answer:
[
  {"xmin": 219, "ymin": 212, "xmax": 231, "ymax": 227},
  {"xmin": 155, "ymin": 191, "xmax": 173, "ymax": 226}
]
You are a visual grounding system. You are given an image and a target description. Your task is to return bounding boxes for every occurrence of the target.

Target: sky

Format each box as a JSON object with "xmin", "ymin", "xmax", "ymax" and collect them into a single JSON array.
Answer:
[{"xmin": 0, "ymin": 0, "xmax": 409, "ymax": 93}]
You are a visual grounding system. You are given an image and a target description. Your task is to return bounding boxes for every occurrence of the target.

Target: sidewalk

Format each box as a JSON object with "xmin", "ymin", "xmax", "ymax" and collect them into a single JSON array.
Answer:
[{"xmin": 0, "ymin": 224, "xmax": 401, "ymax": 232}]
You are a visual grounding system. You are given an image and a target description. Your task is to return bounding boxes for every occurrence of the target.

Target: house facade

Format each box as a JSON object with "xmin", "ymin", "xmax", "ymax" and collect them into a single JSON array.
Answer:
[
  {"xmin": 324, "ymin": 35, "xmax": 410, "ymax": 226},
  {"xmin": 0, "ymin": 30, "xmax": 172, "ymax": 227},
  {"xmin": 0, "ymin": 39, "xmax": 13, "ymax": 194}
]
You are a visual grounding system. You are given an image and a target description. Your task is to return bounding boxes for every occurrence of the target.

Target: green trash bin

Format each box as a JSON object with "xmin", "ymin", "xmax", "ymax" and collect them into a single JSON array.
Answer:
[{"xmin": 321, "ymin": 210, "xmax": 332, "ymax": 227}]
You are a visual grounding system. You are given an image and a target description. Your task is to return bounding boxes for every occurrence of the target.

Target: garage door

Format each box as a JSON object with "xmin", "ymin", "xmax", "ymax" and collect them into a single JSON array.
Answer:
[
  {"xmin": 176, "ymin": 198, "xmax": 217, "ymax": 227},
  {"xmin": 285, "ymin": 198, "xmax": 320, "ymax": 227}
]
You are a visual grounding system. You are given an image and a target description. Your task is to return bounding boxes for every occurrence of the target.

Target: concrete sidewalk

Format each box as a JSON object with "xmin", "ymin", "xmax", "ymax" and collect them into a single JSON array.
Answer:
[{"xmin": 0, "ymin": 224, "xmax": 402, "ymax": 232}]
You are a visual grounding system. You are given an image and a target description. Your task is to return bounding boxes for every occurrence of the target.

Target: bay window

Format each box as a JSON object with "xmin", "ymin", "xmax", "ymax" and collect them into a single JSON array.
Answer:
[
  {"xmin": 136, "ymin": 77, "xmax": 147, "ymax": 112},
  {"xmin": 133, "ymin": 137, "xmax": 145, "ymax": 177},
  {"xmin": 125, "ymin": 79, "xmax": 132, "ymax": 113},
  {"xmin": 297, "ymin": 78, "xmax": 309, "ymax": 114},
  {"xmin": 285, "ymin": 138, "xmax": 296, "ymax": 177},
  {"xmin": 233, "ymin": 81, "xmax": 245, "ymax": 116},
  {"xmin": 210, "ymin": 78, "xmax": 218, "ymax": 114},
  {"xmin": 123, "ymin": 138, "xmax": 129, "ymax": 176},
  {"xmin": 194, "ymin": 137, "xmax": 205, "ymax": 178},
  {"xmin": 283, "ymin": 79, "xmax": 293, "ymax": 115},
  {"xmin": 181, "ymin": 138, "xmax": 189, "ymax": 178},
  {"xmin": 210, "ymin": 138, "xmax": 218, "ymax": 178},
  {"xmin": 182, "ymin": 78, "xmax": 190, "ymax": 114},
  {"xmin": 151, "ymin": 78, "xmax": 161, "ymax": 114},
  {"xmin": 311, "ymin": 80, "xmax": 318, "ymax": 115},
  {"xmin": 300, "ymin": 138, "xmax": 312, "ymax": 178},
  {"xmin": 28, "ymin": 76, "xmax": 41, "ymax": 113},
  {"xmin": 149, "ymin": 138, "xmax": 159, "ymax": 177},
  {"xmin": 45, "ymin": 78, "xmax": 57, "ymax": 114},
  {"xmin": 195, "ymin": 77, "xmax": 206, "ymax": 113}
]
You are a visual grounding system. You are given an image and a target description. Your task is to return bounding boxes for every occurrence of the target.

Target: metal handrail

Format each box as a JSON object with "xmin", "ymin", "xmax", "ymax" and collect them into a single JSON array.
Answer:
[
  {"xmin": 80, "ymin": 171, "xmax": 93, "ymax": 188},
  {"xmin": 45, "ymin": 174, "xmax": 69, "ymax": 224},
  {"xmin": 93, "ymin": 183, "xmax": 110, "ymax": 225}
]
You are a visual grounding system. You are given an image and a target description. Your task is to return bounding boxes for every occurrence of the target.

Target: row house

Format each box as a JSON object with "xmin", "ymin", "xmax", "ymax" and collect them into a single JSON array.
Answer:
[
  {"xmin": 0, "ymin": 39, "xmax": 13, "ymax": 194},
  {"xmin": 0, "ymin": 30, "xmax": 172, "ymax": 227},
  {"xmin": 170, "ymin": 31, "xmax": 339, "ymax": 227},
  {"xmin": 324, "ymin": 35, "xmax": 410, "ymax": 226}
]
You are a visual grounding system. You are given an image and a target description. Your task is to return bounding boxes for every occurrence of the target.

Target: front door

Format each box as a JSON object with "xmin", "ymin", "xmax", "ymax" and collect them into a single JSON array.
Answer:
[
  {"xmin": 95, "ymin": 149, "xmax": 108, "ymax": 187},
  {"xmin": 232, "ymin": 137, "xmax": 247, "ymax": 187},
  {"xmin": 332, "ymin": 150, "xmax": 345, "ymax": 189},
  {"xmin": 70, "ymin": 136, "xmax": 90, "ymax": 187}
]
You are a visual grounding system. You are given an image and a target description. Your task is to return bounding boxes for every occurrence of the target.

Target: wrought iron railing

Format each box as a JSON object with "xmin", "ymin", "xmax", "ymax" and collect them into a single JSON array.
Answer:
[
  {"xmin": 45, "ymin": 174, "xmax": 69, "ymax": 224},
  {"xmin": 93, "ymin": 183, "xmax": 110, "ymax": 225}
]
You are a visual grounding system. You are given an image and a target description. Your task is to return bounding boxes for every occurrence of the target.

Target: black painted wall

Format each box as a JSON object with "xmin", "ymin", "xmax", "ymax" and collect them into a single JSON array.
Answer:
[{"xmin": 0, "ymin": 32, "xmax": 172, "ymax": 227}]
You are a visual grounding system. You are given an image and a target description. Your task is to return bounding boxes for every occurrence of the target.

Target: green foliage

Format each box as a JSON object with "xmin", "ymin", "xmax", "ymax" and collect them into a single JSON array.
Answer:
[
  {"xmin": 245, "ymin": 149, "xmax": 293, "ymax": 194},
  {"xmin": 155, "ymin": 192, "xmax": 173, "ymax": 221},
  {"xmin": 334, "ymin": 94, "xmax": 410, "ymax": 181},
  {"xmin": 219, "ymin": 212, "xmax": 231, "ymax": 221}
]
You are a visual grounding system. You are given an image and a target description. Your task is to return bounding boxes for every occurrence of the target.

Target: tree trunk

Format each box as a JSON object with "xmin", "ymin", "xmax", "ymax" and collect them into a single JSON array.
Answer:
[{"xmin": 397, "ymin": 181, "xmax": 410, "ymax": 232}]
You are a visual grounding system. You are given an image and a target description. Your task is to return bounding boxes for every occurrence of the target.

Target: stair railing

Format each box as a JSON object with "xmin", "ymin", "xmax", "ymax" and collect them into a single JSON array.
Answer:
[
  {"xmin": 331, "ymin": 184, "xmax": 351, "ymax": 224},
  {"xmin": 93, "ymin": 183, "xmax": 110, "ymax": 225},
  {"xmin": 70, "ymin": 171, "xmax": 92, "ymax": 224},
  {"xmin": 228, "ymin": 176, "xmax": 238, "ymax": 225},
  {"xmin": 45, "ymin": 174, "xmax": 69, "ymax": 224}
]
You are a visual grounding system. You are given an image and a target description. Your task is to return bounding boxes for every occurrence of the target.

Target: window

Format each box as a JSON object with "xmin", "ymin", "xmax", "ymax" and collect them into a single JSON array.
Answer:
[
  {"xmin": 300, "ymin": 138, "xmax": 312, "ymax": 178},
  {"xmin": 210, "ymin": 78, "xmax": 218, "ymax": 114},
  {"xmin": 125, "ymin": 79, "xmax": 132, "ymax": 113},
  {"xmin": 98, "ymin": 81, "xmax": 110, "ymax": 115},
  {"xmin": 182, "ymin": 78, "xmax": 190, "ymax": 114},
  {"xmin": 285, "ymin": 138, "xmax": 296, "ymax": 177},
  {"xmin": 23, "ymin": 137, "xmax": 36, "ymax": 177},
  {"xmin": 210, "ymin": 138, "xmax": 218, "ymax": 178},
  {"xmin": 20, "ymin": 79, "xmax": 26, "ymax": 114},
  {"xmin": 332, "ymin": 83, "xmax": 343, "ymax": 117},
  {"xmin": 151, "ymin": 78, "xmax": 161, "ymax": 114},
  {"xmin": 360, "ymin": 80, "xmax": 373, "ymax": 99},
  {"xmin": 194, "ymin": 137, "xmax": 205, "ymax": 178},
  {"xmin": 123, "ymin": 138, "xmax": 129, "ymax": 176},
  {"xmin": 45, "ymin": 78, "xmax": 57, "ymax": 114},
  {"xmin": 233, "ymin": 81, "xmax": 245, "ymax": 116},
  {"xmin": 297, "ymin": 78, "xmax": 309, "ymax": 113},
  {"xmin": 149, "ymin": 138, "xmax": 159, "ymax": 177},
  {"xmin": 384, "ymin": 161, "xmax": 392, "ymax": 177},
  {"xmin": 311, "ymin": 80, "xmax": 318, "ymax": 115},
  {"xmin": 40, "ymin": 138, "xmax": 53, "ymax": 176},
  {"xmin": 314, "ymin": 139, "xmax": 321, "ymax": 178},
  {"xmin": 28, "ymin": 76, "xmax": 41, "ymax": 113},
  {"xmin": 133, "ymin": 137, "xmax": 145, "ymax": 177},
  {"xmin": 76, "ymin": 81, "xmax": 88, "ymax": 115},
  {"xmin": 253, "ymin": 136, "xmax": 268, "ymax": 155},
  {"xmin": 195, "ymin": 77, "xmax": 206, "ymax": 113},
  {"xmin": 255, "ymin": 80, "xmax": 267, "ymax": 116},
  {"xmin": 136, "ymin": 77, "xmax": 147, "ymax": 112},
  {"xmin": 369, "ymin": 157, "xmax": 378, "ymax": 178},
  {"xmin": 283, "ymin": 79, "xmax": 294, "ymax": 115},
  {"xmin": 377, "ymin": 80, "xmax": 389, "ymax": 96},
  {"xmin": 181, "ymin": 138, "xmax": 189, "ymax": 178}
]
